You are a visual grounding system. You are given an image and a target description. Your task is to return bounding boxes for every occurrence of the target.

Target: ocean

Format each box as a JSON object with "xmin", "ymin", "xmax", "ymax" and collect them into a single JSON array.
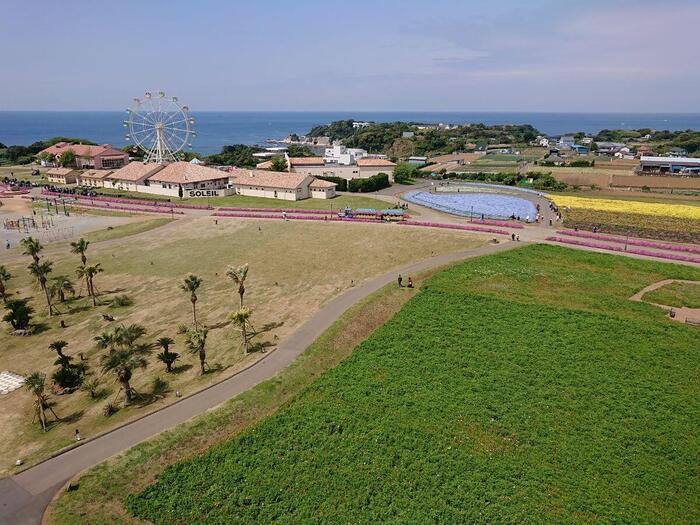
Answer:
[{"xmin": 1, "ymin": 111, "xmax": 699, "ymax": 156}]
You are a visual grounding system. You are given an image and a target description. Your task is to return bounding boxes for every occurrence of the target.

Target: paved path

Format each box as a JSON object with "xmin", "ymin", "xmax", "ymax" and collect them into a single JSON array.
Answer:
[
  {"xmin": 629, "ymin": 279, "xmax": 700, "ymax": 324},
  {"xmin": 0, "ymin": 240, "xmax": 516, "ymax": 525}
]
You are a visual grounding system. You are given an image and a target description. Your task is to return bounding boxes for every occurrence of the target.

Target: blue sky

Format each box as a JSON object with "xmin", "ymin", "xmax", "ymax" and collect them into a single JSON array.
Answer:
[{"xmin": 1, "ymin": 0, "xmax": 699, "ymax": 111}]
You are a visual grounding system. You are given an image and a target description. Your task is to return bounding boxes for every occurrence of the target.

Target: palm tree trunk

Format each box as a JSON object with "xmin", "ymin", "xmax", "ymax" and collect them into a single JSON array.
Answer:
[
  {"xmin": 37, "ymin": 399, "xmax": 47, "ymax": 432},
  {"xmin": 191, "ymin": 299, "xmax": 197, "ymax": 326},
  {"xmin": 242, "ymin": 325, "xmax": 248, "ymax": 354},
  {"xmin": 59, "ymin": 289, "xmax": 65, "ymax": 302},
  {"xmin": 199, "ymin": 349, "xmax": 206, "ymax": 375},
  {"xmin": 81, "ymin": 254, "xmax": 87, "ymax": 265},
  {"xmin": 166, "ymin": 361, "xmax": 173, "ymax": 373},
  {"xmin": 239, "ymin": 286, "xmax": 244, "ymax": 308},
  {"xmin": 42, "ymin": 284, "xmax": 53, "ymax": 316},
  {"xmin": 89, "ymin": 277, "xmax": 96, "ymax": 306},
  {"xmin": 121, "ymin": 380, "xmax": 132, "ymax": 406}
]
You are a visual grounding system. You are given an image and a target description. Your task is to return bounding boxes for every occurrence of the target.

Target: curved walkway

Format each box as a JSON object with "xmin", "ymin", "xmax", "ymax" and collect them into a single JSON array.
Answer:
[{"xmin": 0, "ymin": 240, "xmax": 517, "ymax": 525}]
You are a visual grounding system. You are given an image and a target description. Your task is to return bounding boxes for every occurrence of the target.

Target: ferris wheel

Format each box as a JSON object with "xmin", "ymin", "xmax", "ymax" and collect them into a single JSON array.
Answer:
[{"xmin": 124, "ymin": 91, "xmax": 196, "ymax": 163}]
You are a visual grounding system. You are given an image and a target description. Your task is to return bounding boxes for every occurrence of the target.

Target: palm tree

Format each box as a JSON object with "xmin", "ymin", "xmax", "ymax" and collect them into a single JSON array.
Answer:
[
  {"xmin": 229, "ymin": 307, "xmax": 253, "ymax": 354},
  {"xmin": 2, "ymin": 298, "xmax": 33, "ymax": 331},
  {"xmin": 99, "ymin": 324, "xmax": 151, "ymax": 406},
  {"xmin": 77, "ymin": 263, "xmax": 103, "ymax": 306},
  {"xmin": 180, "ymin": 274, "xmax": 202, "ymax": 326},
  {"xmin": 49, "ymin": 275, "xmax": 74, "ymax": 303},
  {"xmin": 183, "ymin": 327, "xmax": 208, "ymax": 375},
  {"xmin": 70, "ymin": 238, "xmax": 90, "ymax": 265},
  {"xmin": 226, "ymin": 264, "xmax": 249, "ymax": 308},
  {"xmin": 48, "ymin": 340, "xmax": 69, "ymax": 359},
  {"xmin": 94, "ymin": 330, "xmax": 116, "ymax": 353},
  {"xmin": 24, "ymin": 372, "xmax": 58, "ymax": 432},
  {"xmin": 0, "ymin": 265, "xmax": 12, "ymax": 303},
  {"xmin": 155, "ymin": 336, "xmax": 179, "ymax": 373},
  {"xmin": 21, "ymin": 236, "xmax": 43, "ymax": 264},
  {"xmin": 28, "ymin": 259, "xmax": 54, "ymax": 315}
]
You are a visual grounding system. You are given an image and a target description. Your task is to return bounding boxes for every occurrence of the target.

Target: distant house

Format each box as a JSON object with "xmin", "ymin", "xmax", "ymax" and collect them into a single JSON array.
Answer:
[
  {"xmin": 638, "ymin": 155, "xmax": 700, "ymax": 174},
  {"xmin": 105, "ymin": 162, "xmax": 166, "ymax": 192},
  {"xmin": 668, "ymin": 147, "xmax": 688, "ymax": 157},
  {"xmin": 352, "ymin": 121, "xmax": 371, "ymax": 129},
  {"xmin": 558, "ymin": 136, "xmax": 576, "ymax": 147},
  {"xmin": 286, "ymin": 156, "xmax": 325, "ymax": 173},
  {"xmin": 635, "ymin": 144, "xmax": 655, "ymax": 158},
  {"xmin": 229, "ymin": 170, "xmax": 323, "ymax": 201},
  {"xmin": 408, "ymin": 156, "xmax": 428, "ymax": 165},
  {"xmin": 355, "ymin": 158, "xmax": 397, "ymax": 179},
  {"xmin": 146, "ymin": 162, "xmax": 231, "ymax": 198},
  {"xmin": 402, "ymin": 131, "xmax": 415, "ymax": 139},
  {"xmin": 581, "ymin": 137, "xmax": 593, "ymax": 145},
  {"xmin": 571, "ymin": 144, "xmax": 589, "ymax": 155},
  {"xmin": 542, "ymin": 153, "xmax": 565, "ymax": 166},
  {"xmin": 324, "ymin": 145, "xmax": 367, "ymax": 165},
  {"xmin": 596, "ymin": 142, "xmax": 627, "ymax": 156},
  {"xmin": 309, "ymin": 178, "xmax": 338, "ymax": 199},
  {"xmin": 46, "ymin": 167, "xmax": 79, "ymax": 185},
  {"xmin": 77, "ymin": 169, "xmax": 113, "ymax": 187},
  {"xmin": 38, "ymin": 142, "xmax": 129, "ymax": 170}
]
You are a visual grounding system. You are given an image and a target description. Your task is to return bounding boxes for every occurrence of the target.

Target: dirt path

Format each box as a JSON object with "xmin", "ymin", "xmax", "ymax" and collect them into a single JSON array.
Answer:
[{"xmin": 0, "ymin": 240, "xmax": 517, "ymax": 525}]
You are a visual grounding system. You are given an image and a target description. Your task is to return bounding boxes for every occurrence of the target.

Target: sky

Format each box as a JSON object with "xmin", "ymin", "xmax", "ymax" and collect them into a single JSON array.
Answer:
[{"xmin": 1, "ymin": 0, "xmax": 699, "ymax": 112}]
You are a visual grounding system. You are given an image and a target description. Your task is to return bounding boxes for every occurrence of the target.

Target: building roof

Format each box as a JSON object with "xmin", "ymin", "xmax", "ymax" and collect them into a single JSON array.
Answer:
[
  {"xmin": 79, "ymin": 169, "xmax": 113, "ymax": 179},
  {"xmin": 39, "ymin": 142, "xmax": 126, "ymax": 159},
  {"xmin": 230, "ymin": 169, "xmax": 311, "ymax": 190},
  {"xmin": 108, "ymin": 161, "xmax": 166, "ymax": 182},
  {"xmin": 356, "ymin": 158, "xmax": 396, "ymax": 167},
  {"xmin": 256, "ymin": 160, "xmax": 274, "ymax": 170},
  {"xmin": 46, "ymin": 167, "xmax": 77, "ymax": 176},
  {"xmin": 147, "ymin": 162, "xmax": 228, "ymax": 184},
  {"xmin": 309, "ymin": 178, "xmax": 337, "ymax": 189},
  {"xmin": 287, "ymin": 157, "xmax": 324, "ymax": 166},
  {"xmin": 640, "ymin": 156, "xmax": 700, "ymax": 166}
]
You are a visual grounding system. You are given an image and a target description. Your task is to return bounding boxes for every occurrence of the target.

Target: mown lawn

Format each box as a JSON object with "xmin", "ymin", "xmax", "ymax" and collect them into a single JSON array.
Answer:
[
  {"xmin": 126, "ymin": 245, "xmax": 700, "ymax": 524},
  {"xmin": 643, "ymin": 280, "xmax": 700, "ymax": 308},
  {"xmin": 93, "ymin": 187, "xmax": 390, "ymax": 211}
]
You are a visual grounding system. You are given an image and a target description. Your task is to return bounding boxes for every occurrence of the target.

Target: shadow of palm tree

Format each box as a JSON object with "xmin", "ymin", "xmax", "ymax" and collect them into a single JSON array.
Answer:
[
  {"xmin": 249, "ymin": 340, "xmax": 275, "ymax": 353},
  {"xmin": 251, "ymin": 321, "xmax": 284, "ymax": 337},
  {"xmin": 206, "ymin": 320, "xmax": 232, "ymax": 330},
  {"xmin": 171, "ymin": 363, "xmax": 193, "ymax": 374}
]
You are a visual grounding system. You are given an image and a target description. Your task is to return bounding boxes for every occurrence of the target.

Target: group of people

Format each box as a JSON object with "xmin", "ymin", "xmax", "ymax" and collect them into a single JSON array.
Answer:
[{"xmin": 397, "ymin": 274, "xmax": 414, "ymax": 289}]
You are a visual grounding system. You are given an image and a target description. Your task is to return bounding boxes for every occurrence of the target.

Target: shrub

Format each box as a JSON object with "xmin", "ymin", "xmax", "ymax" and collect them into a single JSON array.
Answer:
[
  {"xmin": 3, "ymin": 298, "xmax": 33, "ymax": 331},
  {"xmin": 348, "ymin": 173, "xmax": 391, "ymax": 193},
  {"xmin": 316, "ymin": 176, "xmax": 347, "ymax": 192},
  {"xmin": 103, "ymin": 402, "xmax": 118, "ymax": 417},
  {"xmin": 110, "ymin": 295, "xmax": 133, "ymax": 308},
  {"xmin": 393, "ymin": 162, "xmax": 419, "ymax": 184}
]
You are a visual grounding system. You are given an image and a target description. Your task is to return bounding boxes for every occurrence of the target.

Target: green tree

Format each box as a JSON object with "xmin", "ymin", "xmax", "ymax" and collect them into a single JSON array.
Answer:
[
  {"xmin": 155, "ymin": 336, "xmax": 179, "ymax": 373},
  {"xmin": 28, "ymin": 259, "xmax": 54, "ymax": 315},
  {"xmin": 24, "ymin": 372, "xmax": 57, "ymax": 432},
  {"xmin": 59, "ymin": 149, "xmax": 76, "ymax": 167},
  {"xmin": 270, "ymin": 156, "xmax": 288, "ymax": 172},
  {"xmin": 393, "ymin": 162, "xmax": 419, "ymax": 184},
  {"xmin": 226, "ymin": 264, "xmax": 249, "ymax": 308},
  {"xmin": 48, "ymin": 340, "xmax": 69, "ymax": 359},
  {"xmin": 0, "ymin": 265, "xmax": 12, "ymax": 303},
  {"xmin": 77, "ymin": 263, "xmax": 103, "ymax": 306},
  {"xmin": 183, "ymin": 327, "xmax": 208, "ymax": 375},
  {"xmin": 2, "ymin": 298, "xmax": 33, "ymax": 330},
  {"xmin": 49, "ymin": 275, "xmax": 74, "ymax": 303},
  {"xmin": 100, "ymin": 324, "xmax": 151, "ymax": 406},
  {"xmin": 229, "ymin": 307, "xmax": 253, "ymax": 354},
  {"xmin": 21, "ymin": 236, "xmax": 43, "ymax": 263},
  {"xmin": 70, "ymin": 238, "xmax": 90, "ymax": 265},
  {"xmin": 179, "ymin": 274, "xmax": 202, "ymax": 326}
]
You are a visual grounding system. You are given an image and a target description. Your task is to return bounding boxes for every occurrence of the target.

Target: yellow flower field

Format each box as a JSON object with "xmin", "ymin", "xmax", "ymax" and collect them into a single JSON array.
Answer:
[{"xmin": 551, "ymin": 195, "xmax": 700, "ymax": 220}]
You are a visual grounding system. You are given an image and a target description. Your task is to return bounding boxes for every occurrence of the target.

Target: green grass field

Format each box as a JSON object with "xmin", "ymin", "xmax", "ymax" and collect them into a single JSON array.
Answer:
[
  {"xmin": 643, "ymin": 281, "xmax": 700, "ymax": 308},
  {"xmin": 92, "ymin": 187, "xmax": 390, "ymax": 210},
  {"xmin": 125, "ymin": 245, "xmax": 700, "ymax": 524}
]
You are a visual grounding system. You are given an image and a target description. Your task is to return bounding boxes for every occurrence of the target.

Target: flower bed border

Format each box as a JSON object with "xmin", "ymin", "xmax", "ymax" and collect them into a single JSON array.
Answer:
[{"xmin": 547, "ymin": 236, "xmax": 700, "ymax": 264}]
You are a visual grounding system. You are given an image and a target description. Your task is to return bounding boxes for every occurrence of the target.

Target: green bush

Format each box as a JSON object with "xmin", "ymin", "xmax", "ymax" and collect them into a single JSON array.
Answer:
[
  {"xmin": 316, "ymin": 176, "xmax": 347, "ymax": 192},
  {"xmin": 348, "ymin": 173, "xmax": 390, "ymax": 193}
]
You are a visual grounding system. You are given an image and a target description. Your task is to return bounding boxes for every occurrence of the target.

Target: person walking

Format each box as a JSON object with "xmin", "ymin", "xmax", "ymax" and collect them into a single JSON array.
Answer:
[{"xmin": 397, "ymin": 274, "xmax": 403, "ymax": 288}]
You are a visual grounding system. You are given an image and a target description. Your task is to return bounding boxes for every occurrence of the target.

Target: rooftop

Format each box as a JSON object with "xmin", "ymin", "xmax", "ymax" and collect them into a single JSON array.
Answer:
[
  {"xmin": 40, "ymin": 142, "xmax": 126, "ymax": 158},
  {"xmin": 229, "ymin": 169, "xmax": 311, "ymax": 189},
  {"xmin": 147, "ymin": 162, "xmax": 228, "ymax": 184},
  {"xmin": 309, "ymin": 178, "xmax": 337, "ymax": 189},
  {"xmin": 640, "ymin": 156, "xmax": 700, "ymax": 165},
  {"xmin": 287, "ymin": 157, "xmax": 324, "ymax": 166},
  {"xmin": 356, "ymin": 158, "xmax": 396, "ymax": 167},
  {"xmin": 79, "ymin": 169, "xmax": 113, "ymax": 179},
  {"xmin": 108, "ymin": 161, "xmax": 166, "ymax": 182},
  {"xmin": 46, "ymin": 167, "xmax": 76, "ymax": 176}
]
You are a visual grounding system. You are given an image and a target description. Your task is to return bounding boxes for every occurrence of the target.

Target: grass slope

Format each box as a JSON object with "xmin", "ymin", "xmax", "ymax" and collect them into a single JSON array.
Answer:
[
  {"xmin": 127, "ymin": 245, "xmax": 700, "ymax": 524},
  {"xmin": 643, "ymin": 281, "xmax": 700, "ymax": 309}
]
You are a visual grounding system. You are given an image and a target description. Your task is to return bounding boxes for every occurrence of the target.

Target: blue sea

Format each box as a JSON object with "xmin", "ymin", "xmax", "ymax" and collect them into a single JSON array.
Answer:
[{"xmin": 1, "ymin": 111, "xmax": 699, "ymax": 156}]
